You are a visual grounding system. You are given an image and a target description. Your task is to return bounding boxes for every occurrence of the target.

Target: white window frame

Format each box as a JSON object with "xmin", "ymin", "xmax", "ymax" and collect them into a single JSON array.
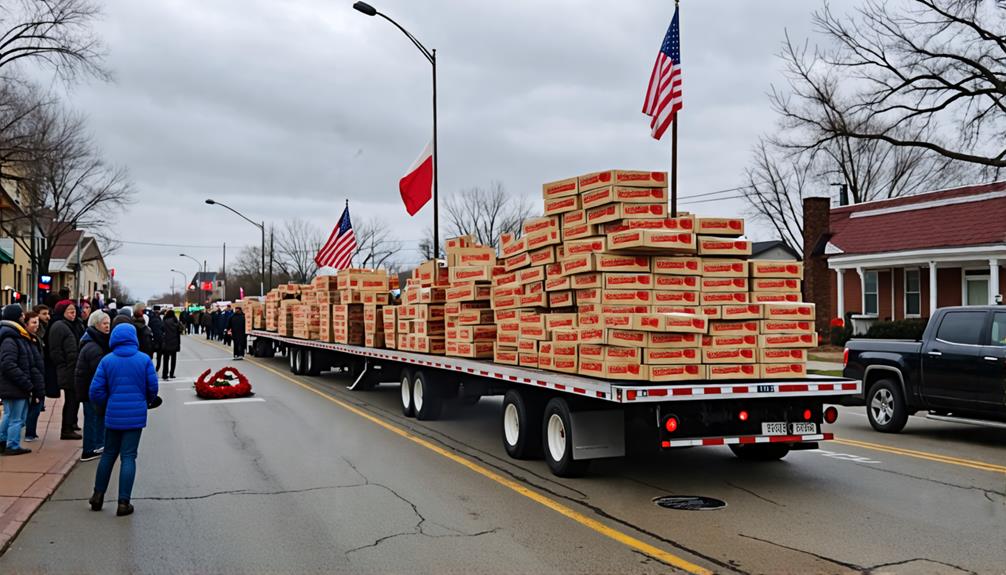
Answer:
[
  {"xmin": 961, "ymin": 268, "xmax": 990, "ymax": 306},
  {"xmin": 864, "ymin": 270, "xmax": 879, "ymax": 316},
  {"xmin": 904, "ymin": 268, "xmax": 921, "ymax": 318}
]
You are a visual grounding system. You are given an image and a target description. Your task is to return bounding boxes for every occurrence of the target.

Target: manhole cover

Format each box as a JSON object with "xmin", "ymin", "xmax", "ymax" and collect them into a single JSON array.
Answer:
[{"xmin": 653, "ymin": 496, "xmax": 726, "ymax": 511}]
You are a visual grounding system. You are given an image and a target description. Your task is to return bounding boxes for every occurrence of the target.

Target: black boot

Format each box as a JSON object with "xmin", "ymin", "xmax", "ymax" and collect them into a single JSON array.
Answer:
[
  {"xmin": 89, "ymin": 491, "xmax": 103, "ymax": 511},
  {"xmin": 116, "ymin": 500, "xmax": 134, "ymax": 517}
]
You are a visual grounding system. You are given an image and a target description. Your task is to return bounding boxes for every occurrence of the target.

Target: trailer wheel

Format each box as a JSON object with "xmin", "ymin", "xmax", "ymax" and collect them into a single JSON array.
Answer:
[
  {"xmin": 304, "ymin": 350, "xmax": 321, "ymax": 376},
  {"xmin": 413, "ymin": 371, "xmax": 443, "ymax": 421},
  {"xmin": 400, "ymin": 369, "xmax": 414, "ymax": 417},
  {"xmin": 289, "ymin": 347, "xmax": 301, "ymax": 374},
  {"xmin": 729, "ymin": 444, "xmax": 791, "ymax": 461},
  {"xmin": 867, "ymin": 379, "xmax": 909, "ymax": 433},
  {"xmin": 542, "ymin": 398, "xmax": 590, "ymax": 477},
  {"xmin": 501, "ymin": 389, "xmax": 542, "ymax": 460}
]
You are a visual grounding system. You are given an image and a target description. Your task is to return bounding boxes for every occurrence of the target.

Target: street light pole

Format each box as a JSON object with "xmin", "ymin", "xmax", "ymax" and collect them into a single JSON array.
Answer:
[
  {"xmin": 179, "ymin": 253, "xmax": 202, "ymax": 306},
  {"xmin": 353, "ymin": 1, "xmax": 439, "ymax": 255},
  {"xmin": 170, "ymin": 269, "xmax": 188, "ymax": 305},
  {"xmin": 205, "ymin": 199, "xmax": 266, "ymax": 297}
]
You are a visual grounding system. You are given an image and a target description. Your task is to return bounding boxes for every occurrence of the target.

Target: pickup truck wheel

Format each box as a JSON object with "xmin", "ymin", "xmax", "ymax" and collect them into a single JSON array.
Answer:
[
  {"xmin": 729, "ymin": 444, "xmax": 791, "ymax": 461},
  {"xmin": 501, "ymin": 389, "xmax": 542, "ymax": 460},
  {"xmin": 867, "ymin": 379, "xmax": 909, "ymax": 433},
  {"xmin": 542, "ymin": 398, "xmax": 590, "ymax": 477}
]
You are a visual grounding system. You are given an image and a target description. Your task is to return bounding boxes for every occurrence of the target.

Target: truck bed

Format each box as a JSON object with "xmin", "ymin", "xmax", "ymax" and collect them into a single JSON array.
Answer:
[{"xmin": 250, "ymin": 330, "xmax": 861, "ymax": 405}]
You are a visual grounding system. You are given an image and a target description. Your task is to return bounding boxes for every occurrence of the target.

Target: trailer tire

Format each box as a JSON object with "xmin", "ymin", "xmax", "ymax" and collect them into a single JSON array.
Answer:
[
  {"xmin": 501, "ymin": 389, "xmax": 542, "ymax": 460},
  {"xmin": 542, "ymin": 398, "xmax": 590, "ymax": 477},
  {"xmin": 866, "ymin": 379, "xmax": 908, "ymax": 433},
  {"xmin": 413, "ymin": 371, "xmax": 443, "ymax": 421},
  {"xmin": 400, "ymin": 369, "xmax": 414, "ymax": 417},
  {"xmin": 728, "ymin": 444, "xmax": 791, "ymax": 461},
  {"xmin": 289, "ymin": 347, "xmax": 301, "ymax": 374},
  {"xmin": 304, "ymin": 350, "xmax": 321, "ymax": 377}
]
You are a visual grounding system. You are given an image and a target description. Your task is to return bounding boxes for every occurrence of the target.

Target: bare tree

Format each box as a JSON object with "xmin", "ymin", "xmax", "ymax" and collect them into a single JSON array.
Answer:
[
  {"xmin": 274, "ymin": 218, "xmax": 323, "ymax": 284},
  {"xmin": 417, "ymin": 226, "xmax": 442, "ymax": 261},
  {"xmin": 443, "ymin": 181, "xmax": 532, "ymax": 249},
  {"xmin": 773, "ymin": 0, "xmax": 1006, "ymax": 171},
  {"xmin": 0, "ymin": 0, "xmax": 108, "ymax": 81},
  {"xmin": 352, "ymin": 216, "xmax": 399, "ymax": 269},
  {"xmin": 107, "ymin": 277, "xmax": 131, "ymax": 305}
]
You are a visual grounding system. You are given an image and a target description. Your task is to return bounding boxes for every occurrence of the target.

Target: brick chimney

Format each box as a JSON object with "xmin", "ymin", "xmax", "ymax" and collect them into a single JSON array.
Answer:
[{"xmin": 803, "ymin": 197, "xmax": 833, "ymax": 336}]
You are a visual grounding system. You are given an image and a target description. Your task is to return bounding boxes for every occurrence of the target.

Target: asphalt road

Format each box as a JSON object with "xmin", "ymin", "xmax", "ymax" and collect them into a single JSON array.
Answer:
[{"xmin": 1, "ymin": 334, "xmax": 1003, "ymax": 574}]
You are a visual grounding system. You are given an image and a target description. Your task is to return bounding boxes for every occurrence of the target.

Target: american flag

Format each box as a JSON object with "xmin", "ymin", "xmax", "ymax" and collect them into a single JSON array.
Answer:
[
  {"xmin": 315, "ymin": 203, "xmax": 357, "ymax": 270},
  {"xmin": 642, "ymin": 6, "xmax": 682, "ymax": 141}
]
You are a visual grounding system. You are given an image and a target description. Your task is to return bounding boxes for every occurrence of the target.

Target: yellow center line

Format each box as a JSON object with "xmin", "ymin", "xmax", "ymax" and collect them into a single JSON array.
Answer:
[
  {"xmin": 195, "ymin": 336, "xmax": 711, "ymax": 575},
  {"xmin": 833, "ymin": 438, "xmax": 1006, "ymax": 474}
]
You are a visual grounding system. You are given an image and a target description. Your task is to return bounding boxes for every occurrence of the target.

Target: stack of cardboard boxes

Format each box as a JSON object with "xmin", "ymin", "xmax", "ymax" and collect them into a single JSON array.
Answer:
[
  {"xmin": 491, "ymin": 169, "xmax": 815, "ymax": 382},
  {"xmin": 443, "ymin": 236, "xmax": 498, "ymax": 359},
  {"xmin": 390, "ymin": 260, "xmax": 448, "ymax": 354}
]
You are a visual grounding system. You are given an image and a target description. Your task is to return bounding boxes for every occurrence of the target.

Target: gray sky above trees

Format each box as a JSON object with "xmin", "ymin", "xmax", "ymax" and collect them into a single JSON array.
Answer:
[{"xmin": 64, "ymin": 0, "xmax": 843, "ymax": 299}]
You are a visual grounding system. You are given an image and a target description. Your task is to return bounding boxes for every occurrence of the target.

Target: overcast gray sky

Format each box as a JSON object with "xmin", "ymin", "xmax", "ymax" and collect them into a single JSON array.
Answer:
[{"xmin": 63, "ymin": 0, "xmax": 845, "ymax": 299}]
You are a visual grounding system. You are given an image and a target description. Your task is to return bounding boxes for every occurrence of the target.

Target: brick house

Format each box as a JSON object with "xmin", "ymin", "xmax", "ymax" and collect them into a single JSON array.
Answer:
[{"xmin": 804, "ymin": 182, "xmax": 1006, "ymax": 335}]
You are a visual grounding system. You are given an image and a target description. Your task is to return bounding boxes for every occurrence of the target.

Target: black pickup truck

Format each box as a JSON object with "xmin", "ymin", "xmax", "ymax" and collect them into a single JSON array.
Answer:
[{"xmin": 843, "ymin": 306, "xmax": 1006, "ymax": 432}]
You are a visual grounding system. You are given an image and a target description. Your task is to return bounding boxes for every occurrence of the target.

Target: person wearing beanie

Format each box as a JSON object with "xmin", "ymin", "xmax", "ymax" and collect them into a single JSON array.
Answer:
[
  {"xmin": 75, "ymin": 311, "xmax": 112, "ymax": 461},
  {"xmin": 48, "ymin": 300, "xmax": 85, "ymax": 439},
  {"xmin": 89, "ymin": 323, "xmax": 159, "ymax": 516},
  {"xmin": 0, "ymin": 304, "xmax": 44, "ymax": 455}
]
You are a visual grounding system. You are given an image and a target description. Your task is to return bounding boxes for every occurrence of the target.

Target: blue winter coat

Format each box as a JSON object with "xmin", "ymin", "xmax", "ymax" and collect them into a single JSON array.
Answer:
[{"xmin": 89, "ymin": 324, "xmax": 159, "ymax": 430}]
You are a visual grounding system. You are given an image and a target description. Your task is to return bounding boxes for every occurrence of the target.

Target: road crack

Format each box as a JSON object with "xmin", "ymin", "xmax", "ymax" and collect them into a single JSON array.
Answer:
[{"xmin": 725, "ymin": 481, "xmax": 786, "ymax": 507}]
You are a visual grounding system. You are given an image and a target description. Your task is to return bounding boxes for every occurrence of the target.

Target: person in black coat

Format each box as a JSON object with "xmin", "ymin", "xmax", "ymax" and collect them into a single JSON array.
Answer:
[
  {"xmin": 130, "ymin": 306, "xmax": 155, "ymax": 358},
  {"xmin": 160, "ymin": 310, "xmax": 182, "ymax": 379},
  {"xmin": 148, "ymin": 306, "xmax": 164, "ymax": 372},
  {"xmin": 228, "ymin": 307, "xmax": 247, "ymax": 360},
  {"xmin": 0, "ymin": 305, "xmax": 45, "ymax": 455},
  {"xmin": 48, "ymin": 300, "xmax": 85, "ymax": 439},
  {"xmin": 75, "ymin": 311, "xmax": 111, "ymax": 461}
]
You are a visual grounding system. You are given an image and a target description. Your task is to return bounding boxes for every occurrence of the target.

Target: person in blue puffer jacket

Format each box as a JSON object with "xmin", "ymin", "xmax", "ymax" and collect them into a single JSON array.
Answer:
[{"xmin": 88, "ymin": 323, "xmax": 159, "ymax": 517}]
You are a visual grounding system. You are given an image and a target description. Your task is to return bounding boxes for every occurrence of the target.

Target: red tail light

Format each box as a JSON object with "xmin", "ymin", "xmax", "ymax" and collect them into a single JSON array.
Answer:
[
  {"xmin": 738, "ymin": 410, "xmax": 749, "ymax": 422},
  {"xmin": 824, "ymin": 406, "xmax": 838, "ymax": 424},
  {"xmin": 664, "ymin": 416, "xmax": 679, "ymax": 433},
  {"xmin": 803, "ymin": 409, "xmax": 813, "ymax": 421},
  {"xmin": 843, "ymin": 348, "xmax": 849, "ymax": 367}
]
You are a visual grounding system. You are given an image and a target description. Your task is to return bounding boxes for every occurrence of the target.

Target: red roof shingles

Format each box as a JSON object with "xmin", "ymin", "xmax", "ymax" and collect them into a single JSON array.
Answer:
[{"xmin": 829, "ymin": 182, "xmax": 1006, "ymax": 255}]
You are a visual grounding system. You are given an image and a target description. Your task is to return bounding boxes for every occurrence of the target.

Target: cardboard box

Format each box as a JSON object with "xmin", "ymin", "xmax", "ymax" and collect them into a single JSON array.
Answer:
[
  {"xmin": 565, "ymin": 237, "xmax": 607, "ymax": 256},
  {"xmin": 551, "ymin": 328, "xmax": 580, "ymax": 343},
  {"xmin": 497, "ymin": 331, "xmax": 519, "ymax": 346},
  {"xmin": 543, "ymin": 177, "xmax": 579, "ymax": 199},
  {"xmin": 758, "ymin": 333, "xmax": 819, "ymax": 348},
  {"xmin": 720, "ymin": 304, "xmax": 763, "ymax": 320},
  {"xmin": 522, "ymin": 216, "xmax": 560, "ymax": 236},
  {"xmin": 581, "ymin": 186, "xmax": 668, "ymax": 209},
  {"xmin": 701, "ymin": 334, "xmax": 758, "ymax": 349},
  {"xmin": 643, "ymin": 348, "xmax": 701, "ymax": 365},
  {"xmin": 520, "ymin": 291, "xmax": 547, "ymax": 308},
  {"xmin": 450, "ymin": 341, "xmax": 494, "ymax": 359},
  {"xmin": 456, "ymin": 324, "xmax": 498, "ymax": 341},
  {"xmin": 447, "ymin": 246, "xmax": 496, "ymax": 268},
  {"xmin": 608, "ymin": 230, "xmax": 695, "ymax": 253},
  {"xmin": 445, "ymin": 235, "xmax": 474, "ymax": 250},
  {"xmin": 518, "ymin": 266, "xmax": 546, "ymax": 285},
  {"xmin": 560, "ymin": 254, "xmax": 598, "ymax": 276},
  {"xmin": 446, "ymin": 284, "xmax": 492, "ymax": 302},
  {"xmin": 602, "ymin": 314, "xmax": 633, "ymax": 329},
  {"xmin": 544, "ymin": 195, "xmax": 581, "ymax": 216},
  {"xmin": 758, "ymin": 348, "xmax": 808, "ymax": 363},
  {"xmin": 649, "ymin": 364, "xmax": 704, "ymax": 382},
  {"xmin": 494, "ymin": 344, "xmax": 519, "ymax": 365},
  {"xmin": 700, "ymin": 259, "xmax": 748, "ymax": 278},
  {"xmin": 696, "ymin": 217, "xmax": 744, "ymax": 237},
  {"xmin": 706, "ymin": 364, "xmax": 759, "ymax": 380},
  {"xmin": 603, "ymin": 362, "xmax": 649, "ymax": 381},
  {"xmin": 562, "ymin": 222, "xmax": 597, "ymax": 240},
  {"xmin": 503, "ymin": 251, "xmax": 532, "ymax": 272},
  {"xmin": 578, "ymin": 358, "xmax": 605, "ymax": 378},
  {"xmin": 752, "ymin": 278, "xmax": 802, "ymax": 293},
  {"xmin": 751, "ymin": 293, "xmax": 802, "ymax": 303},
  {"xmin": 602, "ymin": 289, "xmax": 653, "ymax": 306},
  {"xmin": 577, "ymin": 313, "xmax": 602, "ymax": 327},
  {"xmin": 631, "ymin": 312, "xmax": 706, "ymax": 333},
  {"xmin": 529, "ymin": 246, "xmax": 558, "ymax": 267},
  {"xmin": 762, "ymin": 302, "xmax": 815, "ymax": 321},
  {"xmin": 413, "ymin": 336, "xmax": 446, "ymax": 355},
  {"xmin": 552, "ymin": 355, "xmax": 579, "ymax": 374},
  {"xmin": 697, "ymin": 237, "xmax": 752, "ymax": 257},
  {"xmin": 545, "ymin": 313, "xmax": 578, "ymax": 330},
  {"xmin": 750, "ymin": 260, "xmax": 804, "ymax": 279},
  {"xmin": 696, "ymin": 306, "xmax": 722, "ymax": 320},
  {"xmin": 578, "ymin": 327, "xmax": 607, "ymax": 344},
  {"xmin": 548, "ymin": 290, "xmax": 574, "ymax": 308},
  {"xmin": 458, "ymin": 309, "xmax": 495, "ymax": 325},
  {"xmin": 578, "ymin": 170, "xmax": 668, "ymax": 192},
  {"xmin": 709, "ymin": 320, "xmax": 759, "ymax": 336},
  {"xmin": 759, "ymin": 320, "xmax": 814, "ymax": 334},
  {"xmin": 653, "ymin": 275, "xmax": 700, "ymax": 291},
  {"xmin": 570, "ymin": 272, "xmax": 602, "ymax": 289},
  {"xmin": 545, "ymin": 276, "xmax": 571, "ymax": 292},
  {"xmin": 603, "ymin": 216, "xmax": 694, "ymax": 235},
  {"xmin": 652, "ymin": 290, "xmax": 699, "ymax": 306},
  {"xmin": 700, "ymin": 277, "xmax": 749, "ymax": 292},
  {"xmin": 449, "ymin": 266, "xmax": 493, "ymax": 284},
  {"xmin": 519, "ymin": 352, "xmax": 539, "ymax": 368},
  {"xmin": 606, "ymin": 329, "xmax": 647, "ymax": 347},
  {"xmin": 501, "ymin": 235, "xmax": 528, "ymax": 258},
  {"xmin": 595, "ymin": 254, "xmax": 651, "ymax": 273},
  {"xmin": 700, "ymin": 292, "xmax": 749, "ymax": 306},
  {"xmin": 493, "ymin": 271, "xmax": 519, "ymax": 287},
  {"xmin": 652, "ymin": 256, "xmax": 702, "ymax": 275},
  {"xmin": 525, "ymin": 228, "xmax": 562, "ymax": 251},
  {"xmin": 760, "ymin": 363, "xmax": 808, "ymax": 379},
  {"xmin": 602, "ymin": 273, "xmax": 653, "ymax": 290}
]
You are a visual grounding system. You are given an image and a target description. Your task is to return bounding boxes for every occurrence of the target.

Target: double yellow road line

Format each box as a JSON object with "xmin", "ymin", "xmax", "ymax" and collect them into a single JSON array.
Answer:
[{"xmin": 834, "ymin": 437, "xmax": 1006, "ymax": 475}]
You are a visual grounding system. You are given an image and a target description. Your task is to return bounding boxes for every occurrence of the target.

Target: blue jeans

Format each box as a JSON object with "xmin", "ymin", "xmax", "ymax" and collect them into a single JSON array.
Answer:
[
  {"xmin": 25, "ymin": 398, "xmax": 44, "ymax": 438},
  {"xmin": 82, "ymin": 402, "xmax": 105, "ymax": 453},
  {"xmin": 0, "ymin": 398, "xmax": 29, "ymax": 450},
  {"xmin": 94, "ymin": 428, "xmax": 142, "ymax": 501}
]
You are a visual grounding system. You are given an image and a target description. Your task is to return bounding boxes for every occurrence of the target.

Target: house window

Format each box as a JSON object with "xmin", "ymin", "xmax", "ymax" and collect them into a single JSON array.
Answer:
[
  {"xmin": 864, "ymin": 270, "xmax": 879, "ymax": 315},
  {"xmin": 904, "ymin": 269, "xmax": 921, "ymax": 317},
  {"xmin": 963, "ymin": 270, "xmax": 990, "ymax": 306}
]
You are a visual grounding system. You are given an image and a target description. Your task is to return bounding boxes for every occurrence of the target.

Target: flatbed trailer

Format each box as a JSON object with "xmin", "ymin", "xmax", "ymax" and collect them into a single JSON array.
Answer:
[{"xmin": 249, "ymin": 329, "xmax": 861, "ymax": 476}]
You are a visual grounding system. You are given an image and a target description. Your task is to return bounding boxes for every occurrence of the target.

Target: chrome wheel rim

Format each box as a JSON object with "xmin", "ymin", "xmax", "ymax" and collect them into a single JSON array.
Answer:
[
  {"xmin": 870, "ymin": 388, "xmax": 894, "ymax": 425},
  {"xmin": 504, "ymin": 403, "xmax": 520, "ymax": 447},
  {"xmin": 547, "ymin": 414, "xmax": 566, "ymax": 462}
]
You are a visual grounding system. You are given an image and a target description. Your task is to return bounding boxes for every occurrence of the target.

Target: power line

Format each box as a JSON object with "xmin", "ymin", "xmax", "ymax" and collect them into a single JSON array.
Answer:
[
  {"xmin": 117, "ymin": 240, "xmax": 221, "ymax": 249},
  {"xmin": 678, "ymin": 193, "xmax": 749, "ymax": 205},
  {"xmin": 676, "ymin": 184, "xmax": 751, "ymax": 200}
]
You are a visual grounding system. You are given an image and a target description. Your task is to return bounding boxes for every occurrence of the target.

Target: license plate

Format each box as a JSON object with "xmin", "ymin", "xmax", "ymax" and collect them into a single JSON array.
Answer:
[
  {"xmin": 761, "ymin": 422, "xmax": 788, "ymax": 435},
  {"xmin": 790, "ymin": 422, "xmax": 816, "ymax": 435}
]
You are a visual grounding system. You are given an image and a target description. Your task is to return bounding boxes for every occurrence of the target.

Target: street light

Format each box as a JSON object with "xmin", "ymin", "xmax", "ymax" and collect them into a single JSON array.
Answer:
[
  {"xmin": 205, "ymin": 199, "xmax": 266, "ymax": 297},
  {"xmin": 180, "ymin": 253, "xmax": 205, "ymax": 305},
  {"xmin": 170, "ymin": 269, "xmax": 188, "ymax": 305},
  {"xmin": 353, "ymin": 1, "xmax": 440, "ymax": 255}
]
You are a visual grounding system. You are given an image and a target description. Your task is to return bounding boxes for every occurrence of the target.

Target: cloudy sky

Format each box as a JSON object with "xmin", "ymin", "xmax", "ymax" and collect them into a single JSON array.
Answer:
[{"xmin": 59, "ymin": 0, "xmax": 843, "ymax": 299}]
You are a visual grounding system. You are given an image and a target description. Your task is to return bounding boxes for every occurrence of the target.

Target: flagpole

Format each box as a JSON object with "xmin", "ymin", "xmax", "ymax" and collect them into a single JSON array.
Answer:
[
  {"xmin": 432, "ymin": 48, "xmax": 439, "ymax": 259},
  {"xmin": 671, "ymin": 0, "xmax": 679, "ymax": 219}
]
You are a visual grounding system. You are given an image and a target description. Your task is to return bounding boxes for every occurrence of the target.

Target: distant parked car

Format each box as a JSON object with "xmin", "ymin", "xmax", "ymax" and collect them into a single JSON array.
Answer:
[{"xmin": 842, "ymin": 306, "xmax": 1006, "ymax": 432}]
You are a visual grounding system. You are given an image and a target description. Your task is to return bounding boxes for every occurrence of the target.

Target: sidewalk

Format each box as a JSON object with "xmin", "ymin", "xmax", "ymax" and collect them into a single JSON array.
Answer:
[{"xmin": 0, "ymin": 396, "xmax": 80, "ymax": 553}]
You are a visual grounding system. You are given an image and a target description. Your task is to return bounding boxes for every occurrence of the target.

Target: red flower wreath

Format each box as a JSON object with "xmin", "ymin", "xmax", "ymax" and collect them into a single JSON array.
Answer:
[{"xmin": 194, "ymin": 367, "xmax": 253, "ymax": 400}]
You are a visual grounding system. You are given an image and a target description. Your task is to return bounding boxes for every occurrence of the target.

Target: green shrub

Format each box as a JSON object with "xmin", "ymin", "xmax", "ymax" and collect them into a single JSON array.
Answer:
[{"xmin": 864, "ymin": 319, "xmax": 928, "ymax": 340}]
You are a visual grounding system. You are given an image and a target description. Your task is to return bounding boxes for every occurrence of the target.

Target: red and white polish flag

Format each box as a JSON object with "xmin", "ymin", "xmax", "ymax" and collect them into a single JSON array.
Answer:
[{"xmin": 399, "ymin": 140, "xmax": 433, "ymax": 216}]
